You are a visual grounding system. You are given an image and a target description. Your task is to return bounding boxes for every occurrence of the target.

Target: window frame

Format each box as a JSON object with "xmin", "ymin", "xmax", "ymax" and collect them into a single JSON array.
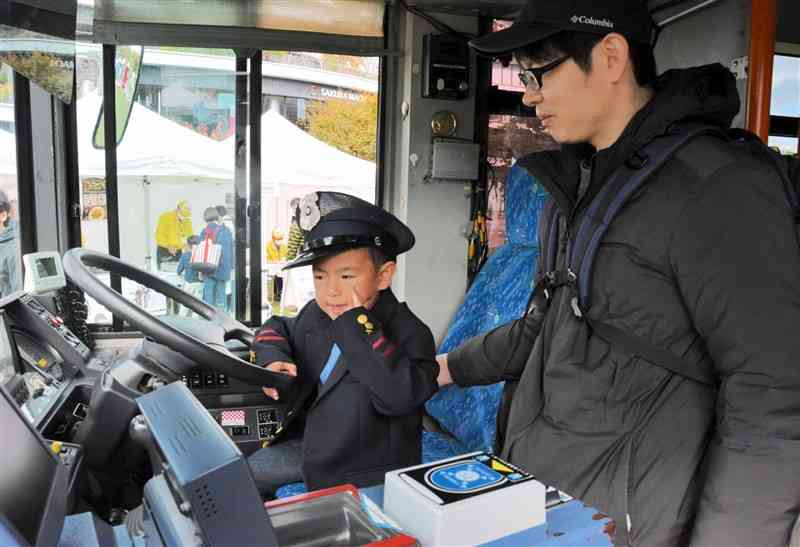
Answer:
[
  {"xmin": 769, "ymin": 51, "xmax": 800, "ymax": 155},
  {"xmin": 57, "ymin": 40, "xmax": 386, "ymax": 333},
  {"xmin": 12, "ymin": 71, "xmax": 37, "ymax": 256}
]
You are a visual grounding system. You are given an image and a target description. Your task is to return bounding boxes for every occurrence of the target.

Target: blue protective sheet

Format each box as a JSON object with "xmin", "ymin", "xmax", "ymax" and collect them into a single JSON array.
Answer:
[
  {"xmin": 275, "ymin": 482, "xmax": 308, "ymax": 499},
  {"xmin": 425, "ymin": 164, "xmax": 550, "ymax": 457}
]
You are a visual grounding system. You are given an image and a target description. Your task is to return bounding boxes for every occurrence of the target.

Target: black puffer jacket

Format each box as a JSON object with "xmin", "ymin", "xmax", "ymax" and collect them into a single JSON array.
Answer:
[{"xmin": 449, "ymin": 64, "xmax": 800, "ymax": 546}]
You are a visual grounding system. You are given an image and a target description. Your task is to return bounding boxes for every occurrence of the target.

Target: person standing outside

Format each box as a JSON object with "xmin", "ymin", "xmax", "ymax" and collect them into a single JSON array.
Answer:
[
  {"xmin": 266, "ymin": 228, "xmax": 288, "ymax": 302},
  {"xmin": 0, "ymin": 190, "xmax": 20, "ymax": 298},
  {"xmin": 198, "ymin": 207, "xmax": 233, "ymax": 309},
  {"xmin": 176, "ymin": 235, "xmax": 203, "ymax": 314},
  {"xmin": 436, "ymin": 2, "xmax": 800, "ymax": 545},
  {"xmin": 155, "ymin": 200, "xmax": 193, "ymax": 268}
]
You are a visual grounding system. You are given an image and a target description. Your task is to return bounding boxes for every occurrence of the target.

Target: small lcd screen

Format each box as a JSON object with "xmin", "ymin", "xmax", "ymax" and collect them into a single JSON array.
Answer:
[
  {"xmin": 35, "ymin": 257, "xmax": 59, "ymax": 279},
  {"xmin": 0, "ymin": 377, "xmax": 59, "ymax": 545}
]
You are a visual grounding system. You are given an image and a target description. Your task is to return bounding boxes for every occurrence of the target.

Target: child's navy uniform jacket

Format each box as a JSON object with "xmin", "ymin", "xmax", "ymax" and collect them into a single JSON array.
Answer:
[{"xmin": 253, "ymin": 288, "xmax": 439, "ymax": 489}]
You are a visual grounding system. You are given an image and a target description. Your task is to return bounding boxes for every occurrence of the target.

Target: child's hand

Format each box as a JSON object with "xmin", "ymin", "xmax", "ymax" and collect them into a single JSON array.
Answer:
[
  {"xmin": 349, "ymin": 285, "xmax": 377, "ymax": 312},
  {"xmin": 262, "ymin": 361, "xmax": 297, "ymax": 400},
  {"xmin": 351, "ymin": 285, "xmax": 364, "ymax": 309}
]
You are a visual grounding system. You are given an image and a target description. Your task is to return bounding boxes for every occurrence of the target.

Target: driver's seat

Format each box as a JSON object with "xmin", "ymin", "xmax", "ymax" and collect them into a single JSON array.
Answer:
[{"xmin": 423, "ymin": 163, "xmax": 548, "ymax": 460}]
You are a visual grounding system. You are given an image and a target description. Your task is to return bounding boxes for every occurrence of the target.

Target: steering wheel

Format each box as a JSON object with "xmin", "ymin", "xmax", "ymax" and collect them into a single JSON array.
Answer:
[{"xmin": 62, "ymin": 248, "xmax": 293, "ymax": 389}]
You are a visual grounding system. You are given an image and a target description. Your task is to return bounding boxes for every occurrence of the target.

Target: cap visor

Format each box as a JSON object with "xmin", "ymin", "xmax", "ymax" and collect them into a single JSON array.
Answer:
[
  {"xmin": 469, "ymin": 22, "xmax": 561, "ymax": 56},
  {"xmin": 282, "ymin": 244, "xmax": 359, "ymax": 271}
]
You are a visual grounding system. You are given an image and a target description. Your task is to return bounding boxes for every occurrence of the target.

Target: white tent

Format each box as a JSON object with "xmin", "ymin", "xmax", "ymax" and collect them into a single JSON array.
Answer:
[
  {"xmin": 0, "ymin": 129, "xmax": 19, "ymax": 214},
  {"xmin": 222, "ymin": 109, "xmax": 376, "ymax": 261},
  {"xmin": 0, "ymin": 103, "xmax": 231, "ymax": 178},
  {"xmin": 66, "ymin": 94, "xmax": 231, "ymax": 274},
  {"xmin": 0, "ymin": 128, "xmax": 16, "ymax": 176},
  {"xmin": 75, "ymin": 93, "xmax": 232, "ymax": 179},
  {"xmin": 223, "ymin": 109, "xmax": 376, "ymax": 202}
]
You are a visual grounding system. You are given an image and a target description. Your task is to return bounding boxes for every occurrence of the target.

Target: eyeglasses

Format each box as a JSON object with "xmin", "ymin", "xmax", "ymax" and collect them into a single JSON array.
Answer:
[{"xmin": 518, "ymin": 56, "xmax": 570, "ymax": 91}]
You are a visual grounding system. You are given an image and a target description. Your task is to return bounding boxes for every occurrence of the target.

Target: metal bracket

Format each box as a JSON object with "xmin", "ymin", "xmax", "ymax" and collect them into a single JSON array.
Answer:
[{"xmin": 729, "ymin": 56, "xmax": 749, "ymax": 80}]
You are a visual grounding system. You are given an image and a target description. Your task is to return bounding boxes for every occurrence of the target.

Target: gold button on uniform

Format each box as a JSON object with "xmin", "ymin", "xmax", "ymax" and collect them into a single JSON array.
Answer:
[
  {"xmin": 365, "ymin": 322, "xmax": 373, "ymax": 330},
  {"xmin": 357, "ymin": 314, "xmax": 369, "ymax": 325}
]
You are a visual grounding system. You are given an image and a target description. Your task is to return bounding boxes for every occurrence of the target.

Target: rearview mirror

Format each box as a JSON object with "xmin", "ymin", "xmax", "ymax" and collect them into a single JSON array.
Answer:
[{"xmin": 92, "ymin": 45, "xmax": 143, "ymax": 149}]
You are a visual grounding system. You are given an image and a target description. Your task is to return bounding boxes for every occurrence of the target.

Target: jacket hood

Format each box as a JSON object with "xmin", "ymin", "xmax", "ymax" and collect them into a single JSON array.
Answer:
[
  {"xmin": 0, "ymin": 219, "xmax": 18, "ymax": 243},
  {"xmin": 630, "ymin": 63, "xmax": 740, "ymax": 148}
]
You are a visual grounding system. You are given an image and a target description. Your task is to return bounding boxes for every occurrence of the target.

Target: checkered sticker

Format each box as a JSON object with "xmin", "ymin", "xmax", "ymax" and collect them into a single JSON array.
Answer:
[{"xmin": 220, "ymin": 410, "xmax": 246, "ymax": 426}]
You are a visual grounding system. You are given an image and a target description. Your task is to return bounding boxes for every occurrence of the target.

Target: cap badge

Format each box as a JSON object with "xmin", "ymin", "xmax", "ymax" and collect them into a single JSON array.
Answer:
[
  {"xmin": 374, "ymin": 236, "xmax": 382, "ymax": 247},
  {"xmin": 299, "ymin": 193, "xmax": 321, "ymax": 231}
]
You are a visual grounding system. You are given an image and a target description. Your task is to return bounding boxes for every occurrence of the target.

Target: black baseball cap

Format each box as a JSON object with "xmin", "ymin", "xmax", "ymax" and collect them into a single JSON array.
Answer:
[
  {"xmin": 470, "ymin": 0, "xmax": 654, "ymax": 57},
  {"xmin": 285, "ymin": 191, "xmax": 415, "ymax": 270}
]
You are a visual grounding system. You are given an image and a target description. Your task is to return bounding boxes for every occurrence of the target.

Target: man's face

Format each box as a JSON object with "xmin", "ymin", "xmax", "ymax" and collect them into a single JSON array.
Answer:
[
  {"xmin": 519, "ymin": 42, "xmax": 613, "ymax": 145},
  {"xmin": 312, "ymin": 248, "xmax": 395, "ymax": 320}
]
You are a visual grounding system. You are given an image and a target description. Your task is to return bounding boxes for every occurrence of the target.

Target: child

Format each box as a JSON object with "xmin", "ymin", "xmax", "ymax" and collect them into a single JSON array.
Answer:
[
  {"xmin": 176, "ymin": 235, "xmax": 203, "ymax": 313},
  {"xmin": 248, "ymin": 191, "xmax": 439, "ymax": 497}
]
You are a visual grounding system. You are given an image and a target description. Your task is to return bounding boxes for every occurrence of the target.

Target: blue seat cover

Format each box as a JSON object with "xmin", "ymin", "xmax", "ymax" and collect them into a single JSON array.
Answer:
[
  {"xmin": 275, "ymin": 482, "xmax": 308, "ymax": 499},
  {"xmin": 424, "ymin": 164, "xmax": 549, "ymax": 459}
]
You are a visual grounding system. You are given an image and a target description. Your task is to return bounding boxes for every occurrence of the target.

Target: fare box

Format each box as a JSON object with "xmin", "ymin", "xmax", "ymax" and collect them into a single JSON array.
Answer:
[{"xmin": 384, "ymin": 452, "xmax": 545, "ymax": 546}]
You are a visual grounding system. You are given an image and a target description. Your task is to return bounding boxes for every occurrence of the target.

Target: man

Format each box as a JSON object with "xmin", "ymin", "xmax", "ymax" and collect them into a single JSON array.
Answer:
[
  {"xmin": 437, "ymin": 2, "xmax": 800, "ymax": 545},
  {"xmin": 155, "ymin": 200, "xmax": 193, "ymax": 268},
  {"xmin": 0, "ymin": 190, "xmax": 20, "ymax": 298},
  {"xmin": 266, "ymin": 228, "xmax": 288, "ymax": 302}
]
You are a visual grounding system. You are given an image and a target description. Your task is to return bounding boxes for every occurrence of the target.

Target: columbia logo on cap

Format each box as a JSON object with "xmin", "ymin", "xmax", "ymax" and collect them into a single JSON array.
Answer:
[{"xmin": 571, "ymin": 15, "xmax": 615, "ymax": 29}]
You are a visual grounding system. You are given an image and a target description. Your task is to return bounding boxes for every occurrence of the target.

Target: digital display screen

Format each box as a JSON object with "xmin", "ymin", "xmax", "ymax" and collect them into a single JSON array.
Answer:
[{"xmin": 35, "ymin": 257, "xmax": 59, "ymax": 279}]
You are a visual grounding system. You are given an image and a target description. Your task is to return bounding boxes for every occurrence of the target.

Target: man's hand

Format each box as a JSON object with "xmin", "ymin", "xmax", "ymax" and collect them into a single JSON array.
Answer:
[
  {"xmin": 262, "ymin": 361, "xmax": 297, "ymax": 400},
  {"xmin": 436, "ymin": 353, "xmax": 453, "ymax": 386}
]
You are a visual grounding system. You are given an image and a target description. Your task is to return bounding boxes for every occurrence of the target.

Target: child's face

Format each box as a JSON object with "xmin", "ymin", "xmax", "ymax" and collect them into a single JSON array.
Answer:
[{"xmin": 313, "ymin": 248, "xmax": 395, "ymax": 320}]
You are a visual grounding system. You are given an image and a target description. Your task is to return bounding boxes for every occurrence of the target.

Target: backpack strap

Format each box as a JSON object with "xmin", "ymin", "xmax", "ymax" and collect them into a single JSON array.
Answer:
[
  {"xmin": 585, "ymin": 317, "xmax": 717, "ymax": 386},
  {"xmin": 204, "ymin": 225, "xmax": 221, "ymax": 243},
  {"xmin": 569, "ymin": 124, "xmax": 728, "ymax": 313},
  {"xmin": 569, "ymin": 124, "xmax": 727, "ymax": 387}
]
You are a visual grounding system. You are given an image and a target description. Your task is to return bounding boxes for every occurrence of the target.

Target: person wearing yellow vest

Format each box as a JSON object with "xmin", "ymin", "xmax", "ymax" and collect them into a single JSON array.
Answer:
[
  {"xmin": 266, "ymin": 228, "xmax": 287, "ymax": 301},
  {"xmin": 266, "ymin": 228, "xmax": 288, "ymax": 263},
  {"xmin": 155, "ymin": 200, "xmax": 193, "ymax": 268}
]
